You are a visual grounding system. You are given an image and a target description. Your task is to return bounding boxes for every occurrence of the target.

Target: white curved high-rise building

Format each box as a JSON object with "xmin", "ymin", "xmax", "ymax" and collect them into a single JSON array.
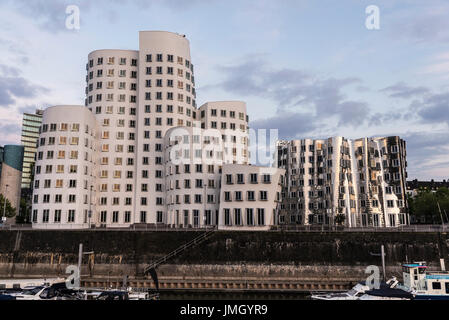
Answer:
[
  {"xmin": 134, "ymin": 31, "xmax": 197, "ymax": 224},
  {"xmin": 86, "ymin": 49, "xmax": 139, "ymax": 226},
  {"xmin": 32, "ymin": 106, "xmax": 98, "ymax": 228},
  {"xmin": 30, "ymin": 31, "xmax": 284, "ymax": 230},
  {"xmin": 164, "ymin": 126, "xmax": 224, "ymax": 228},
  {"xmin": 84, "ymin": 31, "xmax": 198, "ymax": 226}
]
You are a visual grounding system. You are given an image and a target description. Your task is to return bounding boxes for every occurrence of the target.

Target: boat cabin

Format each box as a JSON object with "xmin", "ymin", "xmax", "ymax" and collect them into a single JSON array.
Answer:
[
  {"xmin": 402, "ymin": 262, "xmax": 427, "ymax": 290},
  {"xmin": 423, "ymin": 273, "xmax": 449, "ymax": 296},
  {"xmin": 402, "ymin": 262, "xmax": 449, "ymax": 296}
]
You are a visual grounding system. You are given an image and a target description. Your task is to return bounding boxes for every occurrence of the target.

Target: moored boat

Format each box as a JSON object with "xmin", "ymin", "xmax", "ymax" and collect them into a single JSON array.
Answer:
[
  {"xmin": 397, "ymin": 262, "xmax": 449, "ymax": 300},
  {"xmin": 311, "ymin": 282, "xmax": 370, "ymax": 300}
]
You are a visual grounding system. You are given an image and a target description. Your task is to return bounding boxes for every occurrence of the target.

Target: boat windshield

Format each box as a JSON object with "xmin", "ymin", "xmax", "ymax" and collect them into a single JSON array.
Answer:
[
  {"xmin": 347, "ymin": 289, "xmax": 360, "ymax": 296},
  {"xmin": 22, "ymin": 286, "xmax": 44, "ymax": 295}
]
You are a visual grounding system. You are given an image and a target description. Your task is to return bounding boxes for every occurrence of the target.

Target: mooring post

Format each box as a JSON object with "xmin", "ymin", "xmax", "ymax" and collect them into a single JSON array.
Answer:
[
  {"xmin": 78, "ymin": 243, "xmax": 83, "ymax": 282},
  {"xmin": 381, "ymin": 245, "xmax": 386, "ymax": 282}
]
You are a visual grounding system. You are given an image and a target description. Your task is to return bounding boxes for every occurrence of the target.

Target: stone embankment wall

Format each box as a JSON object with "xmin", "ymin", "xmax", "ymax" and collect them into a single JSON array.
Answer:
[{"xmin": 0, "ymin": 230, "xmax": 447, "ymax": 281}]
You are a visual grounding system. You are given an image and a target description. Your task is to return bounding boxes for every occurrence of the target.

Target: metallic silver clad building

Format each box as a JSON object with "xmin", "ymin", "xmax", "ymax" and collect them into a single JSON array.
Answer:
[{"xmin": 277, "ymin": 136, "xmax": 408, "ymax": 227}]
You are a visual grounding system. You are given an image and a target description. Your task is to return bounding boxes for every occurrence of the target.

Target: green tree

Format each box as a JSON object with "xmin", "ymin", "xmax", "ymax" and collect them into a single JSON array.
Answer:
[
  {"xmin": 0, "ymin": 194, "xmax": 16, "ymax": 219},
  {"xmin": 335, "ymin": 214, "xmax": 346, "ymax": 226},
  {"xmin": 16, "ymin": 198, "xmax": 31, "ymax": 224},
  {"xmin": 409, "ymin": 187, "xmax": 449, "ymax": 224}
]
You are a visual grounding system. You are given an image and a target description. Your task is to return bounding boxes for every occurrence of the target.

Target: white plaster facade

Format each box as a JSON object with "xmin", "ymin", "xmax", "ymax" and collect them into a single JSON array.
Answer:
[
  {"xmin": 31, "ymin": 31, "xmax": 282, "ymax": 230},
  {"xmin": 218, "ymin": 164, "xmax": 285, "ymax": 231},
  {"xmin": 32, "ymin": 106, "xmax": 98, "ymax": 229}
]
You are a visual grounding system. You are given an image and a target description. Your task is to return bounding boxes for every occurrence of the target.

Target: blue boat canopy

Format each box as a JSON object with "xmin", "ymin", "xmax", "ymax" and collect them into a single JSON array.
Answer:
[{"xmin": 403, "ymin": 264, "xmax": 427, "ymax": 268}]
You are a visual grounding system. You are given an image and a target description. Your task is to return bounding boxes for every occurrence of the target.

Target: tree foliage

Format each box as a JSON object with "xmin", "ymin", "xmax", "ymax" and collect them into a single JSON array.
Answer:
[
  {"xmin": 16, "ymin": 198, "xmax": 31, "ymax": 224},
  {"xmin": 408, "ymin": 187, "xmax": 449, "ymax": 224},
  {"xmin": 0, "ymin": 194, "xmax": 16, "ymax": 219},
  {"xmin": 335, "ymin": 214, "xmax": 346, "ymax": 226}
]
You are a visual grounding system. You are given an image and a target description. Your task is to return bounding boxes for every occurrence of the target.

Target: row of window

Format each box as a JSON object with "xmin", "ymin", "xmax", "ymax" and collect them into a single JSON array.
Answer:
[
  {"xmin": 224, "ymin": 191, "xmax": 269, "ymax": 201},
  {"xmin": 281, "ymin": 143, "xmax": 399, "ymax": 157},
  {"xmin": 32, "ymin": 209, "xmax": 76, "ymax": 223},
  {"xmin": 167, "ymin": 178, "xmax": 219, "ymax": 189},
  {"xmin": 281, "ymin": 199, "xmax": 405, "ymax": 210},
  {"xmin": 144, "ymin": 54, "xmax": 192, "ymax": 69},
  {"xmin": 203, "ymin": 109, "xmax": 246, "ymax": 121},
  {"xmin": 35, "ymin": 178, "xmax": 81, "ymax": 189},
  {"xmin": 225, "ymin": 173, "xmax": 272, "ymax": 185},
  {"xmin": 37, "ymin": 150, "xmax": 80, "ymax": 160},
  {"xmin": 223, "ymin": 208, "xmax": 266, "ymax": 226},
  {"xmin": 279, "ymin": 212, "xmax": 407, "ymax": 226},
  {"xmin": 88, "ymin": 55, "xmax": 193, "ymax": 71},
  {"xmin": 285, "ymin": 185, "xmax": 403, "ymax": 197},
  {"xmin": 93, "ymin": 104, "xmax": 196, "ymax": 120},
  {"xmin": 167, "ymin": 194, "xmax": 218, "ymax": 204},
  {"xmin": 288, "ymin": 168, "xmax": 402, "ymax": 181},
  {"xmin": 141, "ymin": 66, "xmax": 193, "ymax": 81},
  {"xmin": 41, "ymin": 123, "xmax": 80, "ymax": 133},
  {"xmin": 88, "ymin": 57, "xmax": 137, "ymax": 68},
  {"xmin": 34, "ymin": 194, "xmax": 77, "ymax": 204},
  {"xmin": 87, "ymin": 92, "xmax": 195, "ymax": 106},
  {"xmin": 38, "ymin": 136, "xmax": 80, "ymax": 146},
  {"xmin": 88, "ymin": 69, "xmax": 137, "ymax": 79},
  {"xmin": 208, "ymin": 121, "xmax": 247, "ymax": 131},
  {"xmin": 86, "ymin": 79, "xmax": 195, "ymax": 95},
  {"xmin": 87, "ymin": 66, "xmax": 194, "ymax": 85},
  {"xmin": 171, "ymin": 134, "xmax": 247, "ymax": 146},
  {"xmin": 35, "ymin": 164, "xmax": 80, "ymax": 174},
  {"xmin": 94, "ymin": 105, "xmax": 136, "ymax": 116},
  {"xmin": 282, "ymin": 156, "xmax": 402, "ymax": 170}
]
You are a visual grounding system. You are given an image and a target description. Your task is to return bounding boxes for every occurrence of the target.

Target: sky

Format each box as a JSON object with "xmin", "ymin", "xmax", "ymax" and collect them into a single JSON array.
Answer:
[{"xmin": 0, "ymin": 0, "xmax": 448, "ymax": 180}]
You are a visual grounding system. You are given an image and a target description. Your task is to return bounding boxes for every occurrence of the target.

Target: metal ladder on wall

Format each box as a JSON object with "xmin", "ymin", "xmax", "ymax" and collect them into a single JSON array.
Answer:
[{"xmin": 143, "ymin": 227, "xmax": 216, "ymax": 274}]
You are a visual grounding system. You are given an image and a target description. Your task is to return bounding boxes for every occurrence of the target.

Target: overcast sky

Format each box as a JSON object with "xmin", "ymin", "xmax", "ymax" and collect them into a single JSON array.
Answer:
[{"xmin": 0, "ymin": 0, "xmax": 448, "ymax": 180}]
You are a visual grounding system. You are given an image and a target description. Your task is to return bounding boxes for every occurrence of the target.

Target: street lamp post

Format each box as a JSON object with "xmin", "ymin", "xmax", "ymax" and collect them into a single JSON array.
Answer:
[
  {"xmin": 2, "ymin": 184, "xmax": 9, "ymax": 223},
  {"xmin": 88, "ymin": 185, "xmax": 93, "ymax": 228}
]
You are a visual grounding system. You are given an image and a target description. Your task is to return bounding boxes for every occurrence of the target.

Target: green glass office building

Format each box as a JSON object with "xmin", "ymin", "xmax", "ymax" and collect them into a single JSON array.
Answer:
[{"xmin": 21, "ymin": 110, "xmax": 43, "ymax": 189}]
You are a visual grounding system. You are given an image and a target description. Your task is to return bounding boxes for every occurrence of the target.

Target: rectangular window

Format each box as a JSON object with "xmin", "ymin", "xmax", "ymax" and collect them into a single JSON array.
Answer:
[
  {"xmin": 234, "ymin": 209, "xmax": 242, "ymax": 226},
  {"xmin": 43, "ymin": 210, "xmax": 49, "ymax": 223},
  {"xmin": 125, "ymin": 211, "xmax": 131, "ymax": 223},
  {"xmin": 193, "ymin": 210, "xmax": 199, "ymax": 227},
  {"xmin": 224, "ymin": 209, "xmax": 231, "ymax": 226},
  {"xmin": 68, "ymin": 210, "xmax": 75, "ymax": 223},
  {"xmin": 246, "ymin": 209, "xmax": 254, "ymax": 226},
  {"xmin": 112, "ymin": 211, "xmax": 119, "ymax": 223},
  {"xmin": 257, "ymin": 209, "xmax": 265, "ymax": 226}
]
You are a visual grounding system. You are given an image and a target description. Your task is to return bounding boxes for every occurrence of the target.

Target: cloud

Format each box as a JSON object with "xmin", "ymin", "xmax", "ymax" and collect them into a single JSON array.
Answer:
[
  {"xmin": 0, "ymin": 64, "xmax": 49, "ymax": 108},
  {"xmin": 212, "ymin": 56, "xmax": 369, "ymax": 138},
  {"xmin": 0, "ymin": 123, "xmax": 21, "ymax": 135},
  {"xmin": 4, "ymin": 0, "xmax": 218, "ymax": 32},
  {"xmin": 0, "ymin": 122, "xmax": 21, "ymax": 146},
  {"xmin": 250, "ymin": 112, "xmax": 316, "ymax": 140},
  {"xmin": 0, "ymin": 64, "xmax": 49, "ymax": 146},
  {"xmin": 373, "ymin": 81, "xmax": 449, "ymax": 129},
  {"xmin": 335, "ymin": 101, "xmax": 369, "ymax": 127},
  {"xmin": 4, "ymin": 0, "xmax": 74, "ymax": 33},
  {"xmin": 17, "ymin": 104, "xmax": 45, "ymax": 114},
  {"xmin": 392, "ymin": 4, "xmax": 449, "ymax": 43},
  {"xmin": 402, "ymin": 131, "xmax": 449, "ymax": 180},
  {"xmin": 414, "ymin": 92, "xmax": 449, "ymax": 126},
  {"xmin": 420, "ymin": 51, "xmax": 449, "ymax": 77},
  {"xmin": 380, "ymin": 82, "xmax": 429, "ymax": 99},
  {"xmin": 368, "ymin": 111, "xmax": 404, "ymax": 126}
]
